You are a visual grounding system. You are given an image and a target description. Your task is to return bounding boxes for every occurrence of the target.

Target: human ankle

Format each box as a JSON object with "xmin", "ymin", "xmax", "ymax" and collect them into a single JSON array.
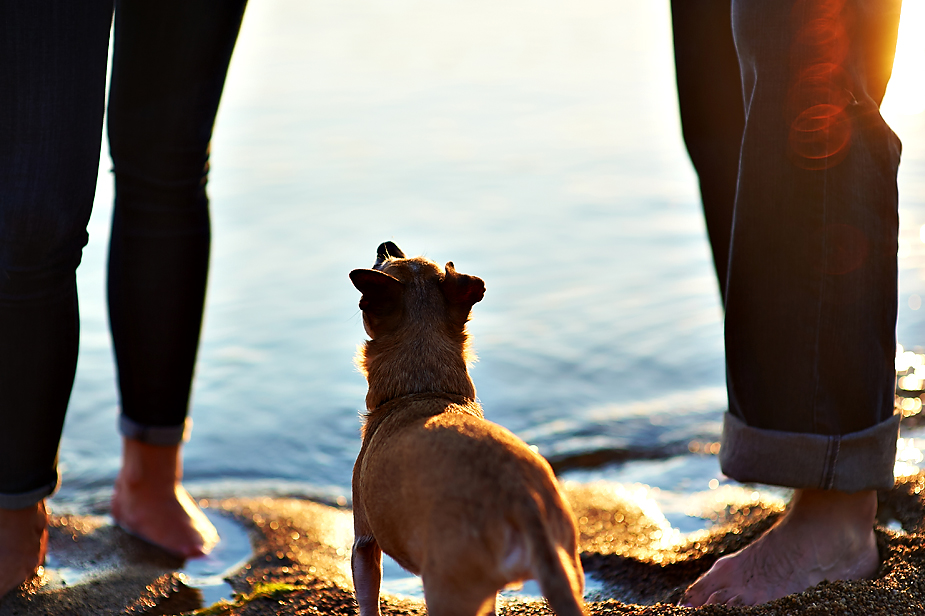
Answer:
[
  {"xmin": 784, "ymin": 489, "xmax": 879, "ymax": 574},
  {"xmin": 117, "ymin": 438, "xmax": 183, "ymax": 490},
  {"xmin": 0, "ymin": 501, "xmax": 47, "ymax": 532},
  {"xmin": 789, "ymin": 489, "xmax": 877, "ymax": 526},
  {"xmin": 0, "ymin": 501, "xmax": 48, "ymax": 597}
]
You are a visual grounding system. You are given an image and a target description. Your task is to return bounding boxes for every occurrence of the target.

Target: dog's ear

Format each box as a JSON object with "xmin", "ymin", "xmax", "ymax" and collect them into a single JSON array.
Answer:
[
  {"xmin": 350, "ymin": 268, "xmax": 405, "ymax": 335},
  {"xmin": 375, "ymin": 241, "xmax": 405, "ymax": 268},
  {"xmin": 441, "ymin": 262, "xmax": 484, "ymax": 327}
]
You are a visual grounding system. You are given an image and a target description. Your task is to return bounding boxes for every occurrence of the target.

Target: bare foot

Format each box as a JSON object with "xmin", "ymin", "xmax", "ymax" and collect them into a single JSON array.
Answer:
[
  {"xmin": 682, "ymin": 489, "xmax": 879, "ymax": 607},
  {"xmin": 111, "ymin": 438, "xmax": 219, "ymax": 559},
  {"xmin": 0, "ymin": 501, "xmax": 48, "ymax": 599}
]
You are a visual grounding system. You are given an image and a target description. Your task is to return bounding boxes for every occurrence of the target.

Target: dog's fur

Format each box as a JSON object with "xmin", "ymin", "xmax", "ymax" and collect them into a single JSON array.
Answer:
[{"xmin": 350, "ymin": 242, "xmax": 586, "ymax": 616}]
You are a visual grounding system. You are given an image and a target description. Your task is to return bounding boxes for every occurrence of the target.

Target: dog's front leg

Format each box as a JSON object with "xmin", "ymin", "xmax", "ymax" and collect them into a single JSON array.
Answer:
[{"xmin": 352, "ymin": 534, "xmax": 383, "ymax": 616}]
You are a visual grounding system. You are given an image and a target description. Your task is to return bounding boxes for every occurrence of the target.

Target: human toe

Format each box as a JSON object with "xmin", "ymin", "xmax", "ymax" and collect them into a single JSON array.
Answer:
[
  {"xmin": 705, "ymin": 587, "xmax": 745, "ymax": 606},
  {"xmin": 682, "ymin": 559, "xmax": 737, "ymax": 606},
  {"xmin": 681, "ymin": 577, "xmax": 720, "ymax": 607}
]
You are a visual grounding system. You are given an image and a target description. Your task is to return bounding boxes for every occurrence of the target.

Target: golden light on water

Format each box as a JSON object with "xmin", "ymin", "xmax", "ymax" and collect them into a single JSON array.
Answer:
[
  {"xmin": 895, "ymin": 438, "xmax": 924, "ymax": 477},
  {"xmin": 881, "ymin": 1, "xmax": 925, "ymax": 118},
  {"xmin": 895, "ymin": 343, "xmax": 925, "ymax": 475},
  {"xmin": 901, "ymin": 396, "xmax": 923, "ymax": 415},
  {"xmin": 896, "ymin": 346, "xmax": 925, "ymax": 407},
  {"xmin": 895, "ymin": 345, "xmax": 924, "ymax": 373}
]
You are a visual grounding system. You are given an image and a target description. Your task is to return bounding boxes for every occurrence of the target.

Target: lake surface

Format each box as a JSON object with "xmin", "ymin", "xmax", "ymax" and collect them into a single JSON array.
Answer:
[{"xmin": 56, "ymin": 0, "xmax": 925, "ymax": 547}]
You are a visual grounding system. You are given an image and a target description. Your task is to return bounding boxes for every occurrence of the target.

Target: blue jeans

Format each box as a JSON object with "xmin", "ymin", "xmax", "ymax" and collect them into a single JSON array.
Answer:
[
  {"xmin": 672, "ymin": 0, "xmax": 901, "ymax": 491},
  {"xmin": 0, "ymin": 0, "xmax": 246, "ymax": 508}
]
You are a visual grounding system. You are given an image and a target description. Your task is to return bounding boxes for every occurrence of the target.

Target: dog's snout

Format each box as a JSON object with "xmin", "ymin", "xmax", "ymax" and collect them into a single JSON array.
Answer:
[{"xmin": 375, "ymin": 241, "xmax": 405, "ymax": 268}]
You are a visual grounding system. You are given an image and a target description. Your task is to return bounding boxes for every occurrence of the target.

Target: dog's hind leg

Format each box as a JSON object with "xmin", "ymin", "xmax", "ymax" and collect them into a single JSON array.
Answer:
[
  {"xmin": 533, "ymin": 543, "xmax": 586, "ymax": 616},
  {"xmin": 352, "ymin": 534, "xmax": 383, "ymax": 616},
  {"xmin": 422, "ymin": 573, "xmax": 497, "ymax": 616}
]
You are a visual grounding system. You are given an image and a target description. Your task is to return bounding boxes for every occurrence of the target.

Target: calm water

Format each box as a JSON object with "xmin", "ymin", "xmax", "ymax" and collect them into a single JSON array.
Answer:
[{"xmin": 55, "ymin": 0, "xmax": 925, "ymax": 543}]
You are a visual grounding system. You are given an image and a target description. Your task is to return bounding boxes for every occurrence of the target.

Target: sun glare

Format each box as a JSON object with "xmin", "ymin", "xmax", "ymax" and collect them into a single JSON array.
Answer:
[{"xmin": 881, "ymin": 1, "xmax": 925, "ymax": 118}]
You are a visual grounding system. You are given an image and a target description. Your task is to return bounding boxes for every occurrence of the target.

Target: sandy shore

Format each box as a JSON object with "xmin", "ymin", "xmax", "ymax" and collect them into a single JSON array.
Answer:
[{"xmin": 3, "ymin": 473, "xmax": 925, "ymax": 616}]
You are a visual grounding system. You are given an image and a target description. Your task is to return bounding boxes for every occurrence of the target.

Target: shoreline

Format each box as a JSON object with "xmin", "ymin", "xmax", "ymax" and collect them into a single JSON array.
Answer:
[{"xmin": 4, "ymin": 475, "xmax": 925, "ymax": 615}]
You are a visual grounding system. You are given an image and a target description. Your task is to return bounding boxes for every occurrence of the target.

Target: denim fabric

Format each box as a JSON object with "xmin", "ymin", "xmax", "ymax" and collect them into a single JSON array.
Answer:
[
  {"xmin": 672, "ymin": 0, "xmax": 902, "ymax": 491},
  {"xmin": 722, "ymin": 412, "xmax": 899, "ymax": 491},
  {"xmin": 107, "ymin": 0, "xmax": 245, "ymax": 434},
  {"xmin": 119, "ymin": 416, "xmax": 192, "ymax": 448},
  {"xmin": 670, "ymin": 0, "xmax": 744, "ymax": 299},
  {"xmin": 0, "ymin": 0, "xmax": 246, "ymax": 507},
  {"xmin": 0, "ymin": 0, "xmax": 114, "ymax": 507}
]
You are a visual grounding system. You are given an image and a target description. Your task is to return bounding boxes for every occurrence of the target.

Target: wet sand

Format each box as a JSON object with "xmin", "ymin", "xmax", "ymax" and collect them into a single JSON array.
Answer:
[{"xmin": 4, "ymin": 473, "xmax": 925, "ymax": 616}]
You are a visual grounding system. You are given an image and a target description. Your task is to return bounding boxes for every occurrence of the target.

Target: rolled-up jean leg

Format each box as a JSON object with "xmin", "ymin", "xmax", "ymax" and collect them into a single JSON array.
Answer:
[
  {"xmin": 0, "ymin": 0, "xmax": 112, "ymax": 508},
  {"xmin": 0, "ymin": 288, "xmax": 79, "ymax": 509},
  {"xmin": 721, "ymin": 0, "xmax": 902, "ymax": 491},
  {"xmin": 107, "ymin": 0, "xmax": 246, "ymax": 436},
  {"xmin": 721, "ymin": 412, "xmax": 900, "ymax": 491},
  {"xmin": 118, "ymin": 415, "xmax": 192, "ymax": 447}
]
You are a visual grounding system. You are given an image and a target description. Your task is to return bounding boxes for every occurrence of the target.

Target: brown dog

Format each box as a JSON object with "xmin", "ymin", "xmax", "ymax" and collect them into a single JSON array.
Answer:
[{"xmin": 350, "ymin": 242, "xmax": 586, "ymax": 616}]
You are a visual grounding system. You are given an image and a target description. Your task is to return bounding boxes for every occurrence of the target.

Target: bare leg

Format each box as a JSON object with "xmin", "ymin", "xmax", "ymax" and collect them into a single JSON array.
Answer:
[
  {"xmin": 682, "ymin": 489, "xmax": 879, "ymax": 606},
  {"xmin": 111, "ymin": 438, "xmax": 218, "ymax": 558},
  {"xmin": 0, "ymin": 501, "xmax": 47, "ymax": 599}
]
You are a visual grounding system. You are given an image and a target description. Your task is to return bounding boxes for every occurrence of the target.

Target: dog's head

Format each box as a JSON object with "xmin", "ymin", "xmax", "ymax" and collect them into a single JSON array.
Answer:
[
  {"xmin": 351, "ymin": 242, "xmax": 485, "ymax": 406},
  {"xmin": 350, "ymin": 241, "xmax": 485, "ymax": 341}
]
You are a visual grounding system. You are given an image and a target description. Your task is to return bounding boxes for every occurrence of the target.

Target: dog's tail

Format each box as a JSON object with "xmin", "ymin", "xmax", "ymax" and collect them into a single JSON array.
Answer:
[{"xmin": 522, "ymin": 500, "xmax": 587, "ymax": 616}]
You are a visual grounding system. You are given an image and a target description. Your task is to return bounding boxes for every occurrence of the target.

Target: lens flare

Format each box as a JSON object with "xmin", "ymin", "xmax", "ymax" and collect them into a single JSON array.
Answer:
[{"xmin": 787, "ymin": 0, "xmax": 854, "ymax": 170}]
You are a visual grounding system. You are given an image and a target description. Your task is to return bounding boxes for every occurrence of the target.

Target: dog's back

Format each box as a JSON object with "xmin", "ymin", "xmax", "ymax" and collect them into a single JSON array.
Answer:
[
  {"xmin": 350, "ymin": 243, "xmax": 585, "ymax": 616},
  {"xmin": 356, "ymin": 397, "xmax": 584, "ymax": 616}
]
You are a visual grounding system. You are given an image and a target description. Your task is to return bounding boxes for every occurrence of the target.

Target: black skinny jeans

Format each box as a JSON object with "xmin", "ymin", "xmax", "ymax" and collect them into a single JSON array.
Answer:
[{"xmin": 0, "ymin": 0, "xmax": 246, "ymax": 507}]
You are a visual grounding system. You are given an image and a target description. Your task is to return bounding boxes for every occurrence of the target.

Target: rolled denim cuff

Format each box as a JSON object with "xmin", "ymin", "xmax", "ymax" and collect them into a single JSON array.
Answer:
[
  {"xmin": 0, "ymin": 476, "xmax": 58, "ymax": 509},
  {"xmin": 119, "ymin": 415, "xmax": 191, "ymax": 446},
  {"xmin": 720, "ymin": 412, "xmax": 900, "ymax": 492}
]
